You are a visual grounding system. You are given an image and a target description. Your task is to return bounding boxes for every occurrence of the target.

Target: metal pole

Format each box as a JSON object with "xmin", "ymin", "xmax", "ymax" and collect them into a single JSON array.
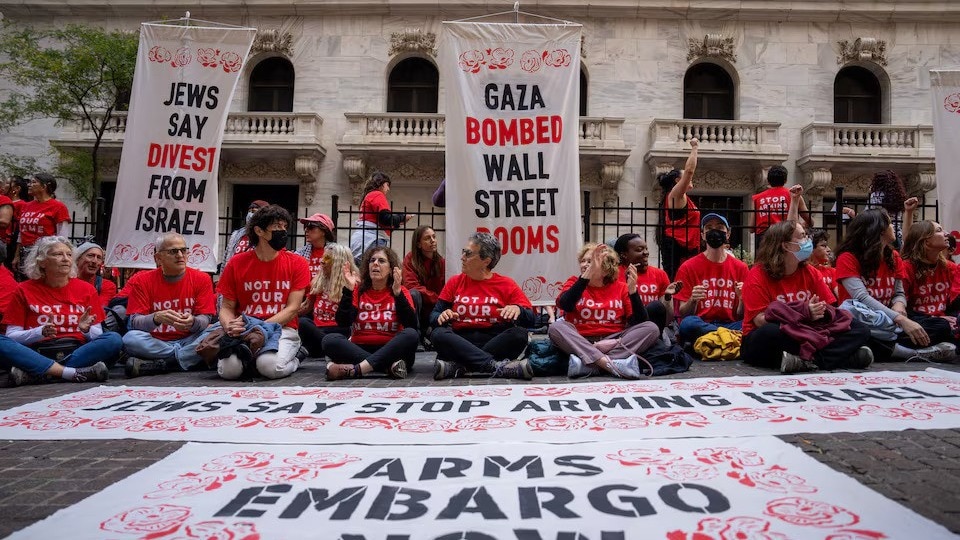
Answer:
[{"xmin": 834, "ymin": 186, "xmax": 844, "ymax": 244}]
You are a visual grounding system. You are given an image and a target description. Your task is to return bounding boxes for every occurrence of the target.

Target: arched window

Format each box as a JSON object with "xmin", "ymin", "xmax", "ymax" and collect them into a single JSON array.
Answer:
[
  {"xmin": 248, "ymin": 57, "xmax": 295, "ymax": 112},
  {"xmin": 834, "ymin": 66, "xmax": 881, "ymax": 124},
  {"xmin": 387, "ymin": 58, "xmax": 439, "ymax": 113},
  {"xmin": 683, "ymin": 63, "xmax": 735, "ymax": 120},
  {"xmin": 580, "ymin": 68, "xmax": 588, "ymax": 116}
]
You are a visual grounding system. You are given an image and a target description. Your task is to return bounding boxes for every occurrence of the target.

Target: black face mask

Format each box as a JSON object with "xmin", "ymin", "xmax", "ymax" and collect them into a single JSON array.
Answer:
[
  {"xmin": 267, "ymin": 230, "xmax": 288, "ymax": 251},
  {"xmin": 705, "ymin": 229, "xmax": 727, "ymax": 249}
]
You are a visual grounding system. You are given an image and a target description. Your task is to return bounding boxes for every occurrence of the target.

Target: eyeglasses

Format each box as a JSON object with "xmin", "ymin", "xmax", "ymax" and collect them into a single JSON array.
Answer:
[
  {"xmin": 160, "ymin": 247, "xmax": 189, "ymax": 256},
  {"xmin": 304, "ymin": 224, "xmax": 325, "ymax": 231},
  {"xmin": 461, "ymin": 249, "xmax": 476, "ymax": 257}
]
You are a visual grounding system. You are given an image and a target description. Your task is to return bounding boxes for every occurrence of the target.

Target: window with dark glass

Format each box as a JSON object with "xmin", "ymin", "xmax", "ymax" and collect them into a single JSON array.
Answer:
[
  {"xmin": 248, "ymin": 57, "xmax": 295, "ymax": 112},
  {"xmin": 834, "ymin": 66, "xmax": 881, "ymax": 124},
  {"xmin": 387, "ymin": 58, "xmax": 439, "ymax": 113},
  {"xmin": 580, "ymin": 68, "xmax": 588, "ymax": 116},
  {"xmin": 683, "ymin": 63, "xmax": 735, "ymax": 120}
]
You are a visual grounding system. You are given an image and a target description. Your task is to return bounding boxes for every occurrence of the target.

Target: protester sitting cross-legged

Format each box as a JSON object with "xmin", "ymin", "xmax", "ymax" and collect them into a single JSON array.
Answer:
[
  {"xmin": 673, "ymin": 212, "xmax": 748, "ymax": 344},
  {"xmin": 3, "ymin": 236, "xmax": 121, "ymax": 385},
  {"xmin": 73, "ymin": 241, "xmax": 118, "ymax": 308},
  {"xmin": 613, "ymin": 233, "xmax": 678, "ymax": 332},
  {"xmin": 430, "ymin": 232, "xmax": 535, "ymax": 380},
  {"xmin": 121, "ymin": 233, "xmax": 217, "ymax": 377},
  {"xmin": 899, "ymin": 220, "xmax": 959, "ymax": 355},
  {"xmin": 295, "ymin": 212, "xmax": 336, "ymax": 279},
  {"xmin": 323, "ymin": 246, "xmax": 418, "ymax": 380},
  {"xmin": 297, "ymin": 243, "xmax": 356, "ymax": 358},
  {"xmin": 836, "ymin": 208, "xmax": 954, "ymax": 362},
  {"xmin": 809, "ymin": 228, "xmax": 838, "ymax": 298},
  {"xmin": 740, "ymin": 220, "xmax": 874, "ymax": 374},
  {"xmin": 216, "ymin": 204, "xmax": 311, "ymax": 380},
  {"xmin": 402, "ymin": 225, "xmax": 446, "ymax": 342},
  {"xmin": 549, "ymin": 243, "xmax": 660, "ymax": 379}
]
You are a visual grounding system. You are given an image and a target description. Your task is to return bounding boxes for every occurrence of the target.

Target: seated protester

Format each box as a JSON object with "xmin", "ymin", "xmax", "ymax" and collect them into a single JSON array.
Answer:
[
  {"xmin": 741, "ymin": 220, "xmax": 874, "ymax": 373},
  {"xmin": 297, "ymin": 243, "xmax": 356, "ymax": 357},
  {"xmin": 402, "ymin": 225, "xmax": 446, "ymax": 337},
  {"xmin": 73, "ymin": 241, "xmax": 118, "ymax": 308},
  {"xmin": 3, "ymin": 236, "xmax": 120, "ymax": 385},
  {"xmin": 549, "ymin": 243, "xmax": 660, "ymax": 379},
  {"xmin": 673, "ymin": 213, "xmax": 748, "ymax": 343},
  {"xmin": 216, "ymin": 204, "xmax": 311, "ymax": 380},
  {"xmin": 0, "ymin": 188, "xmax": 12, "ymax": 252},
  {"xmin": 323, "ymin": 246, "xmax": 418, "ymax": 380},
  {"xmin": 836, "ymin": 208, "xmax": 954, "ymax": 362},
  {"xmin": 900, "ymin": 220, "xmax": 958, "ymax": 350},
  {"xmin": 430, "ymin": 232, "xmax": 535, "ymax": 380},
  {"xmin": 613, "ymin": 233, "xmax": 678, "ymax": 332},
  {"xmin": 222, "ymin": 199, "xmax": 268, "ymax": 270},
  {"xmin": 294, "ymin": 212, "xmax": 335, "ymax": 278},
  {"xmin": 809, "ymin": 228, "xmax": 838, "ymax": 297},
  {"xmin": 121, "ymin": 233, "xmax": 217, "ymax": 377}
]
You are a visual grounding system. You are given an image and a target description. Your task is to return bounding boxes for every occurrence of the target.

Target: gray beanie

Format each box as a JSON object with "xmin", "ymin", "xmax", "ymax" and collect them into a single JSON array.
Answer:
[{"xmin": 73, "ymin": 241, "xmax": 104, "ymax": 262}]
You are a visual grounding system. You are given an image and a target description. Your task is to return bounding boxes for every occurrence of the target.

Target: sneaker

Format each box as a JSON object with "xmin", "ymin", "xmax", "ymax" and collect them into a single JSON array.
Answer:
[
  {"xmin": 567, "ymin": 354, "xmax": 599, "ymax": 378},
  {"xmin": 124, "ymin": 357, "xmax": 170, "ymax": 378},
  {"xmin": 326, "ymin": 363, "xmax": 361, "ymax": 381},
  {"xmin": 780, "ymin": 352, "xmax": 816, "ymax": 374},
  {"xmin": 72, "ymin": 362, "xmax": 109, "ymax": 383},
  {"xmin": 434, "ymin": 359, "xmax": 466, "ymax": 381},
  {"xmin": 849, "ymin": 346, "xmax": 874, "ymax": 369},
  {"xmin": 492, "ymin": 359, "xmax": 533, "ymax": 380},
  {"xmin": 388, "ymin": 360, "xmax": 408, "ymax": 379},
  {"xmin": 906, "ymin": 342, "xmax": 957, "ymax": 363},
  {"xmin": 296, "ymin": 346, "xmax": 309, "ymax": 361},
  {"xmin": 8, "ymin": 366, "xmax": 40, "ymax": 387},
  {"xmin": 610, "ymin": 355, "xmax": 642, "ymax": 379}
]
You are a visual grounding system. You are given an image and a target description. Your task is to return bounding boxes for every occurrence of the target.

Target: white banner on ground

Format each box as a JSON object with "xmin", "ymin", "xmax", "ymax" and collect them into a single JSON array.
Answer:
[
  {"xmin": 105, "ymin": 22, "xmax": 256, "ymax": 272},
  {"xmin": 441, "ymin": 22, "xmax": 583, "ymax": 305},
  {"xmin": 10, "ymin": 437, "xmax": 954, "ymax": 540},
  {"xmin": 1, "ymin": 370, "xmax": 959, "ymax": 444},
  {"xmin": 931, "ymin": 70, "xmax": 960, "ymax": 257}
]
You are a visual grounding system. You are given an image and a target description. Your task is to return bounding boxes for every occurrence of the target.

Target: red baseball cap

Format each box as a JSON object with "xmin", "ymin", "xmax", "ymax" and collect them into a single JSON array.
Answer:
[{"xmin": 299, "ymin": 213, "xmax": 335, "ymax": 240}]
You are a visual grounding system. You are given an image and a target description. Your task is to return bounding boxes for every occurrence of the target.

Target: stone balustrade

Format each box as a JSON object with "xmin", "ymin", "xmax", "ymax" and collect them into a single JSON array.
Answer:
[
  {"xmin": 801, "ymin": 122, "xmax": 934, "ymax": 158},
  {"xmin": 648, "ymin": 118, "xmax": 784, "ymax": 154}
]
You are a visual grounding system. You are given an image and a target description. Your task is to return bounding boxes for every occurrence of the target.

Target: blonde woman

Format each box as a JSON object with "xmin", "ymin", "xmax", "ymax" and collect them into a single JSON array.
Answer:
[{"xmin": 297, "ymin": 244, "xmax": 358, "ymax": 357}]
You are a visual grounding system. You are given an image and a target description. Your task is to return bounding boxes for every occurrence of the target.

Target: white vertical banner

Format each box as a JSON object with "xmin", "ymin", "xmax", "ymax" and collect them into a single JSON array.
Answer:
[
  {"xmin": 931, "ymin": 70, "xmax": 960, "ymax": 257},
  {"xmin": 106, "ymin": 22, "xmax": 256, "ymax": 272},
  {"xmin": 441, "ymin": 22, "xmax": 583, "ymax": 305}
]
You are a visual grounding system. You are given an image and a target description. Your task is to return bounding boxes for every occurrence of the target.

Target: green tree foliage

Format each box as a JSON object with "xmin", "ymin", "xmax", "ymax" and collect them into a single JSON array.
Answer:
[{"xmin": 0, "ymin": 23, "xmax": 138, "ymax": 210}]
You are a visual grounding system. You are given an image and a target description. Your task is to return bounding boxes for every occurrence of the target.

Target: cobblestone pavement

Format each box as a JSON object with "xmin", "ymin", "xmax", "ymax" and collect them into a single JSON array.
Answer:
[{"xmin": 1, "ymin": 354, "xmax": 959, "ymax": 538}]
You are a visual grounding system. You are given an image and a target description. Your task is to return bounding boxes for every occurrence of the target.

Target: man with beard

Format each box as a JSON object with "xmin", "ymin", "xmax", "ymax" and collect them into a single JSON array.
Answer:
[
  {"xmin": 73, "ymin": 242, "xmax": 117, "ymax": 308},
  {"xmin": 613, "ymin": 233, "xmax": 679, "ymax": 333}
]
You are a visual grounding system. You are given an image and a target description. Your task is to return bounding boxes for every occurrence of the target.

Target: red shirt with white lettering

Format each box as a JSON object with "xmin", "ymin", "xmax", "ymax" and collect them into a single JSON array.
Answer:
[
  {"xmin": 351, "ymin": 286, "xmax": 414, "ymax": 345},
  {"xmin": 218, "ymin": 249, "xmax": 311, "ymax": 329},
  {"xmin": 814, "ymin": 264, "xmax": 837, "ymax": 293},
  {"xmin": 618, "ymin": 265, "xmax": 670, "ymax": 304},
  {"xmin": 663, "ymin": 197, "xmax": 701, "ymax": 251},
  {"xmin": 80, "ymin": 275, "xmax": 118, "ymax": 308},
  {"xmin": 0, "ymin": 195, "xmax": 13, "ymax": 245},
  {"xmin": 752, "ymin": 186, "xmax": 790, "ymax": 234},
  {"xmin": 5, "ymin": 278, "xmax": 104, "ymax": 342},
  {"xmin": 126, "ymin": 267, "xmax": 216, "ymax": 340},
  {"xmin": 359, "ymin": 190, "xmax": 396, "ymax": 236},
  {"xmin": 0, "ymin": 199, "xmax": 25, "ymax": 245},
  {"xmin": 835, "ymin": 251, "xmax": 906, "ymax": 307},
  {"xmin": 438, "ymin": 273, "xmax": 532, "ymax": 330},
  {"xmin": 18, "ymin": 198, "xmax": 70, "ymax": 248},
  {"xmin": 741, "ymin": 264, "xmax": 836, "ymax": 336},
  {"xmin": 311, "ymin": 289, "xmax": 340, "ymax": 327},
  {"xmin": 305, "ymin": 245, "xmax": 326, "ymax": 278},
  {"xmin": 558, "ymin": 276, "xmax": 632, "ymax": 337},
  {"xmin": 673, "ymin": 253, "xmax": 748, "ymax": 323},
  {"xmin": 901, "ymin": 260, "xmax": 956, "ymax": 316}
]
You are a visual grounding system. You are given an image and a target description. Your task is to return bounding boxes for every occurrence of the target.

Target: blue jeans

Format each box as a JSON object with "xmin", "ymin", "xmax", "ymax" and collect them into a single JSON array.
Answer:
[
  {"xmin": 0, "ymin": 332, "xmax": 122, "ymax": 375},
  {"xmin": 678, "ymin": 316, "xmax": 742, "ymax": 342},
  {"xmin": 122, "ymin": 330, "xmax": 206, "ymax": 370}
]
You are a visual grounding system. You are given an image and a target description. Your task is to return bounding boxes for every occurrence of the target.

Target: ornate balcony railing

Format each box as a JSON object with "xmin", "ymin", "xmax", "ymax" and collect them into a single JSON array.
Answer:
[
  {"xmin": 800, "ymin": 123, "xmax": 934, "ymax": 158},
  {"xmin": 648, "ymin": 118, "xmax": 785, "ymax": 154}
]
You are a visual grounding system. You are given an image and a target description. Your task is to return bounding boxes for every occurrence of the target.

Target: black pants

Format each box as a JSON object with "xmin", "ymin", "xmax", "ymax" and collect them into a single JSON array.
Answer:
[
  {"xmin": 431, "ymin": 326, "xmax": 528, "ymax": 372},
  {"xmin": 897, "ymin": 311, "xmax": 954, "ymax": 347},
  {"xmin": 297, "ymin": 317, "xmax": 350, "ymax": 357},
  {"xmin": 659, "ymin": 236, "xmax": 698, "ymax": 280},
  {"xmin": 742, "ymin": 319, "xmax": 871, "ymax": 370},
  {"xmin": 646, "ymin": 300, "xmax": 668, "ymax": 332},
  {"xmin": 321, "ymin": 328, "xmax": 418, "ymax": 372}
]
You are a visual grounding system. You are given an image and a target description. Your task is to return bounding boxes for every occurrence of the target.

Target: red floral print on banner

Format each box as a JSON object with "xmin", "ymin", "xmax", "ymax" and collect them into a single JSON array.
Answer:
[
  {"xmin": 398, "ymin": 419, "xmax": 456, "ymax": 433},
  {"xmin": 854, "ymin": 375, "xmax": 917, "ymax": 385},
  {"xmin": 145, "ymin": 474, "xmax": 235, "ymax": 499},
  {"xmin": 527, "ymin": 415, "xmax": 588, "ymax": 431},
  {"xmin": 148, "ymin": 46, "xmax": 171, "ymax": 63},
  {"xmin": 121, "ymin": 389, "xmax": 179, "ymax": 400},
  {"xmin": 260, "ymin": 417, "xmax": 329, "ymax": 431},
  {"xmin": 647, "ymin": 411, "xmax": 711, "ymax": 428},
  {"xmin": 576, "ymin": 383, "xmax": 667, "ymax": 394},
  {"xmin": 188, "ymin": 244, "xmax": 212, "ymax": 265},
  {"xmin": 713, "ymin": 407, "xmax": 802, "ymax": 423},
  {"xmin": 759, "ymin": 378, "xmax": 810, "ymax": 388},
  {"xmin": 423, "ymin": 387, "xmax": 512, "ymax": 398},
  {"xmin": 22, "ymin": 415, "xmax": 91, "ymax": 430},
  {"xmin": 202, "ymin": 452, "xmax": 274, "ymax": 472},
  {"xmin": 191, "ymin": 415, "xmax": 260, "ymax": 429},
  {"xmin": 671, "ymin": 380, "xmax": 722, "ymax": 391},
  {"xmin": 606, "ymin": 447, "xmax": 680, "ymax": 470},
  {"xmin": 171, "ymin": 47, "xmax": 192, "ymax": 67},
  {"xmin": 283, "ymin": 452, "xmax": 360, "ymax": 469},
  {"xmin": 51, "ymin": 397, "xmax": 106, "ymax": 409},
  {"xmin": 231, "ymin": 389, "xmax": 279, "ymax": 400},
  {"xmin": 945, "ymin": 92, "xmax": 960, "ymax": 113},
  {"xmin": 655, "ymin": 462, "xmax": 719, "ymax": 481},
  {"xmin": 340, "ymin": 417, "xmax": 398, "ymax": 430},
  {"xmin": 801, "ymin": 405, "xmax": 861, "ymax": 420},
  {"xmin": 590, "ymin": 415, "xmax": 650, "ymax": 430},
  {"xmin": 128, "ymin": 418, "xmax": 193, "ymax": 432},
  {"xmin": 197, "ymin": 48, "xmax": 220, "ymax": 68},
  {"xmin": 520, "ymin": 50, "xmax": 542, "ymax": 72},
  {"xmin": 169, "ymin": 520, "xmax": 259, "ymax": 540},
  {"xmin": 246, "ymin": 466, "xmax": 318, "ymax": 483},
  {"xmin": 459, "ymin": 50, "xmax": 485, "ymax": 73},
  {"xmin": 543, "ymin": 49, "xmax": 572, "ymax": 67},
  {"xmin": 824, "ymin": 529, "xmax": 888, "ymax": 540},
  {"xmin": 524, "ymin": 386, "xmax": 574, "ymax": 397},
  {"xmin": 100, "ymin": 504, "xmax": 192, "ymax": 538},
  {"xmin": 764, "ymin": 497, "xmax": 860, "ymax": 528},
  {"xmin": 486, "ymin": 47, "xmax": 514, "ymax": 69},
  {"xmin": 857, "ymin": 404, "xmax": 932, "ymax": 421},
  {"xmin": 729, "ymin": 465, "xmax": 819, "ymax": 494},
  {"xmin": 902, "ymin": 401, "xmax": 960, "ymax": 414},
  {"xmin": 454, "ymin": 415, "xmax": 516, "ymax": 431},
  {"xmin": 91, "ymin": 415, "xmax": 151, "ymax": 430},
  {"xmin": 802, "ymin": 376, "xmax": 850, "ymax": 386},
  {"xmin": 371, "ymin": 390, "xmax": 422, "ymax": 399},
  {"xmin": 693, "ymin": 447, "xmax": 765, "ymax": 468},
  {"xmin": 220, "ymin": 51, "xmax": 243, "ymax": 73},
  {"xmin": 667, "ymin": 516, "xmax": 789, "ymax": 540}
]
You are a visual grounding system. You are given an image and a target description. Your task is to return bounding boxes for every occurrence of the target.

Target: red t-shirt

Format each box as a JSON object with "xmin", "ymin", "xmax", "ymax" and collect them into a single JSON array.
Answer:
[
  {"xmin": 359, "ymin": 190, "xmax": 395, "ymax": 236},
  {"xmin": 311, "ymin": 290, "xmax": 340, "ymax": 328},
  {"xmin": 18, "ymin": 198, "xmax": 70, "ymax": 247},
  {"xmin": 814, "ymin": 264, "xmax": 837, "ymax": 293},
  {"xmin": 752, "ymin": 186, "xmax": 790, "ymax": 234},
  {"xmin": 617, "ymin": 265, "xmax": 670, "ymax": 304},
  {"xmin": 741, "ymin": 264, "xmax": 836, "ymax": 336},
  {"xmin": 0, "ymin": 195, "xmax": 13, "ymax": 244},
  {"xmin": 0, "ymin": 199, "xmax": 25, "ymax": 245},
  {"xmin": 126, "ymin": 267, "xmax": 217, "ymax": 340},
  {"xmin": 664, "ymin": 197, "xmax": 701, "ymax": 251},
  {"xmin": 402, "ymin": 252, "xmax": 445, "ymax": 306},
  {"xmin": 218, "ymin": 250, "xmax": 311, "ymax": 329},
  {"xmin": 232, "ymin": 235, "xmax": 252, "ymax": 256},
  {"xmin": 5, "ymin": 278, "xmax": 105, "ymax": 342},
  {"xmin": 0, "ymin": 265, "xmax": 17, "ymax": 326},
  {"xmin": 305, "ymin": 245, "xmax": 326, "ymax": 278},
  {"xmin": 557, "ymin": 276, "xmax": 632, "ymax": 336},
  {"xmin": 901, "ymin": 260, "xmax": 956, "ymax": 316},
  {"xmin": 673, "ymin": 253, "xmax": 748, "ymax": 323},
  {"xmin": 351, "ymin": 286, "xmax": 415, "ymax": 345},
  {"xmin": 80, "ymin": 275, "xmax": 118, "ymax": 308},
  {"xmin": 835, "ymin": 251, "xmax": 906, "ymax": 307},
  {"xmin": 438, "ymin": 273, "xmax": 532, "ymax": 330}
]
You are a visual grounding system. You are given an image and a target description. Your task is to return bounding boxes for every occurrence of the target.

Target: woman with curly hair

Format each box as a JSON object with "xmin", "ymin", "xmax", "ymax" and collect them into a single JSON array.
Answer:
[
  {"xmin": 297, "ymin": 244, "xmax": 357, "ymax": 358},
  {"xmin": 866, "ymin": 170, "xmax": 907, "ymax": 248},
  {"xmin": 402, "ymin": 225, "xmax": 446, "ymax": 339},
  {"xmin": 835, "ymin": 208, "xmax": 954, "ymax": 362},
  {"xmin": 322, "ymin": 245, "xmax": 418, "ymax": 380},
  {"xmin": 657, "ymin": 138, "xmax": 700, "ymax": 279},
  {"xmin": 899, "ymin": 220, "xmax": 958, "ymax": 352},
  {"xmin": 349, "ymin": 171, "xmax": 412, "ymax": 263}
]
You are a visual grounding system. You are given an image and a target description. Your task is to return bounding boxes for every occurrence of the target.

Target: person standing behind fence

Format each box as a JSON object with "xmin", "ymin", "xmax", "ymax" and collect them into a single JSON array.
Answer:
[
  {"xmin": 294, "ymin": 212, "xmax": 335, "ymax": 278},
  {"xmin": 222, "ymin": 199, "xmax": 268, "ymax": 270},
  {"xmin": 866, "ymin": 170, "xmax": 908, "ymax": 249},
  {"xmin": 657, "ymin": 138, "xmax": 700, "ymax": 279},
  {"xmin": 402, "ymin": 225, "xmax": 445, "ymax": 339},
  {"xmin": 1, "ymin": 177, "xmax": 28, "ymax": 270},
  {"xmin": 14, "ymin": 173, "xmax": 70, "ymax": 271},
  {"xmin": 0, "ymin": 186, "xmax": 13, "ymax": 256},
  {"xmin": 749, "ymin": 165, "xmax": 790, "ymax": 249},
  {"xmin": 349, "ymin": 171, "xmax": 411, "ymax": 263}
]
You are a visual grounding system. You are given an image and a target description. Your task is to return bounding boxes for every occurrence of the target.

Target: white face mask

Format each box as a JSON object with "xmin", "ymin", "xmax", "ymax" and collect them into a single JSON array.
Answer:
[{"xmin": 245, "ymin": 211, "xmax": 255, "ymax": 223}]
